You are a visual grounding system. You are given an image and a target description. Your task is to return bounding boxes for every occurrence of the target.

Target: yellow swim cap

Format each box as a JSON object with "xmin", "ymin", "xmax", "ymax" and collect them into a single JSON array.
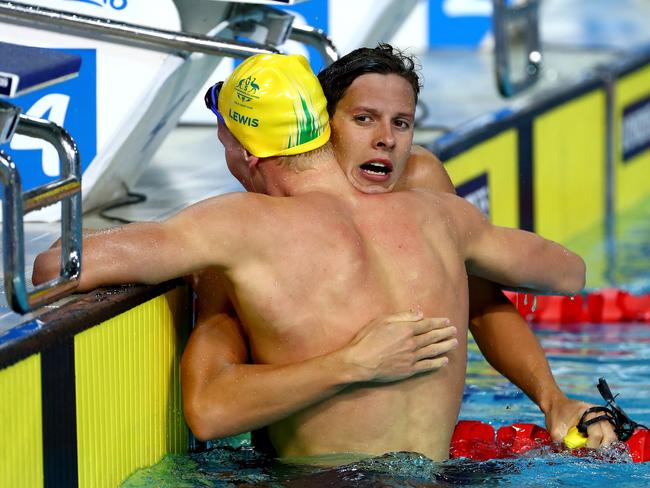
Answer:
[{"xmin": 214, "ymin": 54, "xmax": 330, "ymax": 158}]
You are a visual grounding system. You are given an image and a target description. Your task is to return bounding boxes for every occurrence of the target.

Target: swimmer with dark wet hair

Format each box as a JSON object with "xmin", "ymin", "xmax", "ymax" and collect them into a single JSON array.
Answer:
[
  {"xmin": 34, "ymin": 52, "xmax": 585, "ymax": 460},
  {"xmin": 185, "ymin": 44, "xmax": 616, "ymax": 456}
]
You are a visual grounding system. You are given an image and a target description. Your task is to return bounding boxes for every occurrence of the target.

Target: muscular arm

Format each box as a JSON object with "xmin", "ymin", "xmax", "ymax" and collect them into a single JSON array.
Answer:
[
  {"xmin": 182, "ymin": 305, "xmax": 351, "ymax": 440},
  {"xmin": 398, "ymin": 148, "xmax": 568, "ymax": 397},
  {"xmin": 459, "ymin": 201, "xmax": 585, "ymax": 296},
  {"xmin": 32, "ymin": 193, "xmax": 258, "ymax": 291},
  {"xmin": 399, "ymin": 147, "xmax": 615, "ymax": 446},
  {"xmin": 184, "ymin": 272, "xmax": 351, "ymax": 440}
]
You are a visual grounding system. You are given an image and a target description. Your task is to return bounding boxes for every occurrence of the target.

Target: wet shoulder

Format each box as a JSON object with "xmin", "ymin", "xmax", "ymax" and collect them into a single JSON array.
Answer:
[{"xmin": 396, "ymin": 145, "xmax": 455, "ymax": 193}]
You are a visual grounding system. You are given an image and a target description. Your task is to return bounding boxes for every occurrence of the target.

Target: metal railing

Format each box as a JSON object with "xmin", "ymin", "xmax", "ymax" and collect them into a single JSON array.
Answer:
[
  {"xmin": 1, "ymin": 103, "xmax": 82, "ymax": 314},
  {"xmin": 0, "ymin": 1, "xmax": 339, "ymax": 64},
  {"xmin": 493, "ymin": 0, "xmax": 542, "ymax": 97},
  {"xmin": 0, "ymin": 1, "xmax": 278, "ymax": 58}
]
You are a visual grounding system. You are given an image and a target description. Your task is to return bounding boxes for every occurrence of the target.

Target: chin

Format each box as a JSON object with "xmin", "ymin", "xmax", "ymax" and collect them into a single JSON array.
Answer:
[{"xmin": 351, "ymin": 178, "xmax": 395, "ymax": 194}]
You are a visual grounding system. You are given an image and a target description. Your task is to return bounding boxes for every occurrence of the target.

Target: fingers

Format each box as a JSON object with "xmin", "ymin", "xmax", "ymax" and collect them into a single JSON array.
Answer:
[
  {"xmin": 415, "ymin": 338, "xmax": 458, "ymax": 361},
  {"xmin": 412, "ymin": 317, "xmax": 451, "ymax": 335},
  {"xmin": 585, "ymin": 420, "xmax": 619, "ymax": 449},
  {"xmin": 414, "ymin": 324, "xmax": 457, "ymax": 348},
  {"xmin": 412, "ymin": 356, "xmax": 450, "ymax": 374}
]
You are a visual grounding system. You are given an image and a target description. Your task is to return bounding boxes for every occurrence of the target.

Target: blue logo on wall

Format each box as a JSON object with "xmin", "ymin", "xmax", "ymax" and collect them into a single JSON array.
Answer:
[
  {"xmin": 622, "ymin": 96, "xmax": 650, "ymax": 162},
  {"xmin": 64, "ymin": 0, "xmax": 127, "ymax": 11},
  {"xmin": 5, "ymin": 49, "xmax": 97, "ymax": 192},
  {"xmin": 456, "ymin": 172, "xmax": 490, "ymax": 217}
]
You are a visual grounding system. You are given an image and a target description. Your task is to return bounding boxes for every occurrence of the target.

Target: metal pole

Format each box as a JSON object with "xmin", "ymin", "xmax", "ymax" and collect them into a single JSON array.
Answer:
[{"xmin": 0, "ymin": 1, "xmax": 278, "ymax": 58}]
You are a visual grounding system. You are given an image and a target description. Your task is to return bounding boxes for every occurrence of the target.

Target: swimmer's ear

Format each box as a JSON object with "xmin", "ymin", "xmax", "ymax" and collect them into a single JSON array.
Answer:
[{"xmin": 244, "ymin": 150, "xmax": 260, "ymax": 169}]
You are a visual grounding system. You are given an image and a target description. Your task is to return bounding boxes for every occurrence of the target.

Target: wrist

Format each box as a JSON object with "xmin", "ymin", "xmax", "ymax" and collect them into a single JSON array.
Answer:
[
  {"xmin": 538, "ymin": 387, "xmax": 569, "ymax": 416},
  {"xmin": 325, "ymin": 346, "xmax": 368, "ymax": 386}
]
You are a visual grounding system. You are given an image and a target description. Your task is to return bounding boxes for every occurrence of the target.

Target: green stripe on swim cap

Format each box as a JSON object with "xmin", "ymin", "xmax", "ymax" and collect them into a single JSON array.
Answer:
[{"xmin": 297, "ymin": 95, "xmax": 318, "ymax": 146}]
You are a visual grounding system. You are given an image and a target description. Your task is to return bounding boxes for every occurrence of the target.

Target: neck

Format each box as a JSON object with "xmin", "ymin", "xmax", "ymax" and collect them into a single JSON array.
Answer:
[{"xmin": 258, "ymin": 152, "xmax": 352, "ymax": 198}]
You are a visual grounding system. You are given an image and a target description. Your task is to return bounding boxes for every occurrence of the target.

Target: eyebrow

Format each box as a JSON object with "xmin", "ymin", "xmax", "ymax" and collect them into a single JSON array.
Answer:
[{"xmin": 352, "ymin": 106, "xmax": 415, "ymax": 119}]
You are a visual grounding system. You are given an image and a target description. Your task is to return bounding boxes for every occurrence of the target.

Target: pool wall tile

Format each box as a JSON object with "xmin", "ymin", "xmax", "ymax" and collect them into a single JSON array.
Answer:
[
  {"xmin": 0, "ymin": 354, "xmax": 44, "ymax": 488},
  {"xmin": 74, "ymin": 288, "xmax": 189, "ymax": 488}
]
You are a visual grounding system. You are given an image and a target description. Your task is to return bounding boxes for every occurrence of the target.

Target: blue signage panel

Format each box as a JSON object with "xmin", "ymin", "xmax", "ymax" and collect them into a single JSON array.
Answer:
[
  {"xmin": 428, "ymin": 0, "xmax": 492, "ymax": 47},
  {"xmin": 456, "ymin": 172, "xmax": 490, "ymax": 218},
  {"xmin": 4, "ymin": 49, "xmax": 97, "ymax": 192},
  {"xmin": 622, "ymin": 96, "xmax": 650, "ymax": 162},
  {"xmin": 280, "ymin": 1, "xmax": 329, "ymax": 72}
]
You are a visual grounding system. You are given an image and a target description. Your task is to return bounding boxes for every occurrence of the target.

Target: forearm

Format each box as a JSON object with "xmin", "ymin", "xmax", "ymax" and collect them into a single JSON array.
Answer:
[
  {"xmin": 33, "ymin": 223, "xmax": 203, "ymax": 291},
  {"xmin": 468, "ymin": 277, "xmax": 565, "ymax": 414},
  {"xmin": 468, "ymin": 226, "xmax": 586, "ymax": 296},
  {"xmin": 33, "ymin": 238, "xmax": 147, "ymax": 292},
  {"xmin": 183, "ymin": 348, "xmax": 358, "ymax": 440}
]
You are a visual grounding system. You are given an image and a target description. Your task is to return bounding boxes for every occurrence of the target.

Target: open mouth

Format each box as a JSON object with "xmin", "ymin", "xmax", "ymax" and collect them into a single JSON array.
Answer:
[{"xmin": 359, "ymin": 160, "xmax": 393, "ymax": 181}]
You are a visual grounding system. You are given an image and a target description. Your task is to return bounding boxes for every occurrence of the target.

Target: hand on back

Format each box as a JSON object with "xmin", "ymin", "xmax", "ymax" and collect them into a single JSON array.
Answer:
[{"xmin": 340, "ymin": 310, "xmax": 458, "ymax": 383}]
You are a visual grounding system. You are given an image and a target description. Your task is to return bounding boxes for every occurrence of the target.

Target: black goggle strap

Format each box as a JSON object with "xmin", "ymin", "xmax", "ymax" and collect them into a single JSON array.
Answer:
[
  {"xmin": 577, "ymin": 406, "xmax": 616, "ymax": 436},
  {"xmin": 577, "ymin": 377, "xmax": 649, "ymax": 442}
]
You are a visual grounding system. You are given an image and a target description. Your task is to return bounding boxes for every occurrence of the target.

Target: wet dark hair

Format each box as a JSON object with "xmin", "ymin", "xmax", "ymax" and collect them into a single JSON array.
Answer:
[{"xmin": 317, "ymin": 43, "xmax": 421, "ymax": 117}]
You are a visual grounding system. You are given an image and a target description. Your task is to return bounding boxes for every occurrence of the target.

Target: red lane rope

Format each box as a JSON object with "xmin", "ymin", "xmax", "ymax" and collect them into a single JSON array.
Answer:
[
  {"xmin": 450, "ymin": 420, "xmax": 650, "ymax": 462},
  {"xmin": 503, "ymin": 290, "xmax": 650, "ymax": 324}
]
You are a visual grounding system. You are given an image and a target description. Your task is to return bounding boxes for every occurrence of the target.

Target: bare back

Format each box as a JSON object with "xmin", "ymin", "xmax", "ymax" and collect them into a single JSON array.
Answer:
[{"xmin": 217, "ymin": 189, "xmax": 470, "ymax": 460}]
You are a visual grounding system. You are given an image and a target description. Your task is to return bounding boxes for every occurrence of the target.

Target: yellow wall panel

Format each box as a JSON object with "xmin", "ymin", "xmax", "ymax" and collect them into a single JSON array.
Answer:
[
  {"xmin": 614, "ymin": 65, "xmax": 650, "ymax": 214},
  {"xmin": 0, "ymin": 354, "xmax": 43, "ymax": 488},
  {"xmin": 533, "ymin": 90, "xmax": 606, "ymax": 245},
  {"xmin": 444, "ymin": 130, "xmax": 519, "ymax": 228},
  {"xmin": 74, "ymin": 288, "xmax": 189, "ymax": 488}
]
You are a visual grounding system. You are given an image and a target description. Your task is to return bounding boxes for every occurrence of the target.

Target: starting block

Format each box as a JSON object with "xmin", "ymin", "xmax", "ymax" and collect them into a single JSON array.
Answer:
[{"xmin": 0, "ymin": 41, "xmax": 82, "ymax": 313}]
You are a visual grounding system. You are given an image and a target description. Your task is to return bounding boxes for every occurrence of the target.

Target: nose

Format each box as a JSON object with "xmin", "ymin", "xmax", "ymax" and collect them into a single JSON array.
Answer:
[{"xmin": 373, "ymin": 120, "xmax": 395, "ymax": 151}]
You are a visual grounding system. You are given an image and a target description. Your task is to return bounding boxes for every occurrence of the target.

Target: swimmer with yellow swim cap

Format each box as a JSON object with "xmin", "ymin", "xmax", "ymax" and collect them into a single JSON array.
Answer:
[
  {"xmin": 194, "ymin": 45, "xmax": 616, "ymax": 454},
  {"xmin": 204, "ymin": 54, "xmax": 330, "ymax": 158}
]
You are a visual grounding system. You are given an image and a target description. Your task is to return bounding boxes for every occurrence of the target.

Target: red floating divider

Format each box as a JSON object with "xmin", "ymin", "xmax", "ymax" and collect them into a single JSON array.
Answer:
[
  {"xmin": 534, "ymin": 295, "xmax": 587, "ymax": 323},
  {"xmin": 496, "ymin": 423, "xmax": 552, "ymax": 455},
  {"xmin": 449, "ymin": 420, "xmax": 500, "ymax": 461},
  {"xmin": 503, "ymin": 291, "xmax": 535, "ymax": 321},
  {"xmin": 587, "ymin": 289, "xmax": 626, "ymax": 323},
  {"xmin": 620, "ymin": 293, "xmax": 650, "ymax": 322},
  {"xmin": 450, "ymin": 421, "xmax": 650, "ymax": 462},
  {"xmin": 627, "ymin": 429, "xmax": 650, "ymax": 463},
  {"xmin": 504, "ymin": 290, "xmax": 650, "ymax": 324}
]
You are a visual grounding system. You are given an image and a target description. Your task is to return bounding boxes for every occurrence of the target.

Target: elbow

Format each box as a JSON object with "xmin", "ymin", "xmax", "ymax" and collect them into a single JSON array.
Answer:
[
  {"xmin": 185, "ymin": 413, "xmax": 217, "ymax": 443},
  {"xmin": 562, "ymin": 254, "xmax": 586, "ymax": 296},
  {"xmin": 183, "ymin": 395, "xmax": 237, "ymax": 442},
  {"xmin": 183, "ymin": 396, "xmax": 216, "ymax": 441}
]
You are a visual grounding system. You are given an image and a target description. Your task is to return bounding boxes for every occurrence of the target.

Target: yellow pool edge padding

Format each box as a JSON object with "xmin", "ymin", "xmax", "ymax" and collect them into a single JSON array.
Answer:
[
  {"xmin": 0, "ymin": 354, "xmax": 43, "ymax": 488},
  {"xmin": 533, "ymin": 89, "xmax": 607, "ymax": 244},
  {"xmin": 439, "ymin": 58, "xmax": 649, "ymax": 255},
  {"xmin": 75, "ymin": 286, "xmax": 190, "ymax": 488},
  {"xmin": 533, "ymin": 89, "xmax": 608, "ymax": 280},
  {"xmin": 443, "ymin": 129, "xmax": 520, "ymax": 229},
  {"xmin": 614, "ymin": 64, "xmax": 650, "ymax": 218},
  {"xmin": 0, "ymin": 286, "xmax": 191, "ymax": 488}
]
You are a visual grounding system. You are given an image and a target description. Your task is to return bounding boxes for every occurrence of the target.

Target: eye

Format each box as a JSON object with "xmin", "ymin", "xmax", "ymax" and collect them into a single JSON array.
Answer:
[
  {"xmin": 354, "ymin": 114, "xmax": 372, "ymax": 124},
  {"xmin": 394, "ymin": 119, "xmax": 411, "ymax": 130}
]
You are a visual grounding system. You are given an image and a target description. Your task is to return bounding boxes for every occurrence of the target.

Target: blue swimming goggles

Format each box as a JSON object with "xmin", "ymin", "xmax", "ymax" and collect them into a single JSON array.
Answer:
[{"xmin": 204, "ymin": 81, "xmax": 225, "ymax": 123}]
